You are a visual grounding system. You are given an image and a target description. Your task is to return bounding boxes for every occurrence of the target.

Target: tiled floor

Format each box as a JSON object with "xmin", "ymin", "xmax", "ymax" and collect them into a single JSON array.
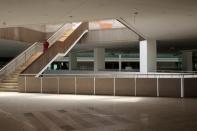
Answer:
[{"xmin": 0, "ymin": 92, "xmax": 197, "ymax": 131}]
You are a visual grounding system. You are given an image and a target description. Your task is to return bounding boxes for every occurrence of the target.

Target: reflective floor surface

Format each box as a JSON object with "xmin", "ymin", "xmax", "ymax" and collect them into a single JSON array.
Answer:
[{"xmin": 0, "ymin": 92, "xmax": 197, "ymax": 131}]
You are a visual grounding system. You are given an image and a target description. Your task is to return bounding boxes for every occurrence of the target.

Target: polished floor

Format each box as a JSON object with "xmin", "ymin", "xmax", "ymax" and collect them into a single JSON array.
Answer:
[{"xmin": 0, "ymin": 92, "xmax": 197, "ymax": 131}]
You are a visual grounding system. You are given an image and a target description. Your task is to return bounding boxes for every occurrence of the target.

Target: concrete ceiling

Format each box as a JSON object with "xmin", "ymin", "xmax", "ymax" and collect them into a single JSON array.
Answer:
[{"xmin": 0, "ymin": 0, "xmax": 197, "ymax": 41}]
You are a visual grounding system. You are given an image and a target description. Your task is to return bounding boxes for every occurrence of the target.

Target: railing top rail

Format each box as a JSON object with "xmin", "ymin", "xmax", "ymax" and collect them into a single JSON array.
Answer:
[
  {"xmin": 0, "ymin": 42, "xmax": 39, "ymax": 72},
  {"xmin": 47, "ymin": 24, "xmax": 64, "ymax": 39},
  {"xmin": 20, "ymin": 72, "xmax": 197, "ymax": 78},
  {"xmin": 47, "ymin": 24, "xmax": 68, "ymax": 45},
  {"xmin": 157, "ymin": 70, "xmax": 197, "ymax": 74},
  {"xmin": 47, "ymin": 22, "xmax": 82, "ymax": 46}
]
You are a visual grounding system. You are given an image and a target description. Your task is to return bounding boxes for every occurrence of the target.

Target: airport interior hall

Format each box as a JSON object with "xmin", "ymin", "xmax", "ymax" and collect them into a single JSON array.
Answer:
[{"xmin": 0, "ymin": 0, "xmax": 197, "ymax": 131}]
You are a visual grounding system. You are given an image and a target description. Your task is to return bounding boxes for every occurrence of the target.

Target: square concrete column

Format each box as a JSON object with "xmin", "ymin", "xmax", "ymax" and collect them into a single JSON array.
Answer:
[
  {"xmin": 94, "ymin": 48, "xmax": 105, "ymax": 72},
  {"xmin": 140, "ymin": 40, "xmax": 157, "ymax": 73},
  {"xmin": 182, "ymin": 51, "xmax": 193, "ymax": 71},
  {"xmin": 69, "ymin": 53, "xmax": 77, "ymax": 71}
]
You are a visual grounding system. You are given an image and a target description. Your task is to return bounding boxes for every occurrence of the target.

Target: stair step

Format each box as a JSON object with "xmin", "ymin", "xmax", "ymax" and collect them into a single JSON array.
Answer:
[
  {"xmin": 9, "ymin": 75, "xmax": 19, "ymax": 78},
  {"xmin": 0, "ymin": 82, "xmax": 18, "ymax": 85},
  {"xmin": 10, "ymin": 74, "xmax": 20, "ymax": 77},
  {"xmin": 9, "ymin": 76, "xmax": 19, "ymax": 79},
  {"xmin": 18, "ymin": 66, "xmax": 25, "ymax": 69},
  {"xmin": 5, "ymin": 78, "xmax": 18, "ymax": 80},
  {"xmin": 14, "ymin": 69, "xmax": 22, "ymax": 71},
  {"xmin": 0, "ymin": 88, "xmax": 18, "ymax": 92},
  {"xmin": 8, "ymin": 75, "xmax": 19, "ymax": 77},
  {"xmin": 11, "ymin": 73, "xmax": 20, "ymax": 75},
  {"xmin": 3, "ymin": 77, "xmax": 18, "ymax": 79},
  {"xmin": 2, "ymin": 80, "xmax": 17, "ymax": 82},
  {"xmin": 0, "ymin": 85, "xmax": 17, "ymax": 88},
  {"xmin": 0, "ymin": 52, "xmax": 42, "ymax": 93},
  {"xmin": 14, "ymin": 72, "xmax": 21, "ymax": 74},
  {"xmin": 0, "ymin": 85, "xmax": 18, "ymax": 88},
  {"xmin": 9, "ymin": 74, "xmax": 19, "ymax": 76},
  {"xmin": 1, "ymin": 80, "xmax": 18, "ymax": 83},
  {"xmin": 3, "ymin": 78, "xmax": 18, "ymax": 80}
]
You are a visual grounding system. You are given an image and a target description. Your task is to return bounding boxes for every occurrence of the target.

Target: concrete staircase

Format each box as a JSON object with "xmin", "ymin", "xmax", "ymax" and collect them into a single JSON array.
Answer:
[
  {"xmin": 58, "ymin": 28, "xmax": 74, "ymax": 42},
  {"xmin": 0, "ymin": 52, "xmax": 42, "ymax": 92}
]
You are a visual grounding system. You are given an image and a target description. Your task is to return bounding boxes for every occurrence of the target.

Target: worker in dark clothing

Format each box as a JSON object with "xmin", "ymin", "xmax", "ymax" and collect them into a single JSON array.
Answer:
[{"xmin": 43, "ymin": 40, "xmax": 49, "ymax": 53}]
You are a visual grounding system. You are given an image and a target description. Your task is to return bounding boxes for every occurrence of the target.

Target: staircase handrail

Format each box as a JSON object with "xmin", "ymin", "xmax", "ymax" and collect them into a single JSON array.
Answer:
[
  {"xmin": 0, "ymin": 42, "xmax": 39, "ymax": 77},
  {"xmin": 0, "ymin": 23, "xmax": 75, "ymax": 78}
]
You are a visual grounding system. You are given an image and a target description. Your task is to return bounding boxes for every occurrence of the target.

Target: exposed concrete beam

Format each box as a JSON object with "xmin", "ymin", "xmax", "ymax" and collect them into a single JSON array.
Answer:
[{"xmin": 117, "ymin": 17, "xmax": 146, "ymax": 41}]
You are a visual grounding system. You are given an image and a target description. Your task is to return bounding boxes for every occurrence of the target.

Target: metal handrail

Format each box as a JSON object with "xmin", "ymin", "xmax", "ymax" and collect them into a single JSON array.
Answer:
[
  {"xmin": 0, "ymin": 42, "xmax": 37, "ymax": 72},
  {"xmin": 47, "ymin": 23, "xmax": 72, "ymax": 45},
  {"xmin": 0, "ymin": 22, "xmax": 78, "ymax": 78},
  {"xmin": 20, "ymin": 71, "xmax": 197, "ymax": 79},
  {"xmin": 0, "ymin": 42, "xmax": 40, "ymax": 77},
  {"xmin": 157, "ymin": 70, "xmax": 197, "ymax": 74}
]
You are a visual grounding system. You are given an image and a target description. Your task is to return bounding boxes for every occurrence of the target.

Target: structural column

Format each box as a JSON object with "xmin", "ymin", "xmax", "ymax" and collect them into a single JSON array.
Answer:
[
  {"xmin": 94, "ymin": 48, "xmax": 105, "ymax": 72},
  {"xmin": 182, "ymin": 51, "xmax": 193, "ymax": 71},
  {"xmin": 69, "ymin": 52, "xmax": 77, "ymax": 71},
  {"xmin": 140, "ymin": 40, "xmax": 157, "ymax": 73}
]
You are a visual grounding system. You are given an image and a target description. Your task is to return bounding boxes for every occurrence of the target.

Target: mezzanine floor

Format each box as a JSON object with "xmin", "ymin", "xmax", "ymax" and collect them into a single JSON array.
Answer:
[{"xmin": 0, "ymin": 92, "xmax": 197, "ymax": 131}]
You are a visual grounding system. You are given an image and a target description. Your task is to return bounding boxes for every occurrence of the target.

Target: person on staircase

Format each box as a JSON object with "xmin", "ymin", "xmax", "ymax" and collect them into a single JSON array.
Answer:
[{"xmin": 43, "ymin": 39, "xmax": 49, "ymax": 53}]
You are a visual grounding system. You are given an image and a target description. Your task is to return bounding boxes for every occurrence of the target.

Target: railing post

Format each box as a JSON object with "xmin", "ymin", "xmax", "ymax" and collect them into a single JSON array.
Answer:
[
  {"xmin": 25, "ymin": 76, "xmax": 27, "ymax": 93},
  {"xmin": 157, "ymin": 77, "xmax": 159, "ymax": 97},
  {"xmin": 94, "ymin": 77, "xmax": 96, "ymax": 95},
  {"xmin": 41, "ymin": 77, "xmax": 43, "ymax": 94},
  {"xmin": 134, "ymin": 76, "xmax": 137, "ymax": 96},
  {"xmin": 57, "ymin": 77, "xmax": 60, "ymax": 94},
  {"xmin": 113, "ymin": 77, "xmax": 116, "ymax": 96},
  {"xmin": 181, "ymin": 75, "xmax": 184, "ymax": 98},
  {"xmin": 75, "ymin": 77, "xmax": 77, "ymax": 95}
]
